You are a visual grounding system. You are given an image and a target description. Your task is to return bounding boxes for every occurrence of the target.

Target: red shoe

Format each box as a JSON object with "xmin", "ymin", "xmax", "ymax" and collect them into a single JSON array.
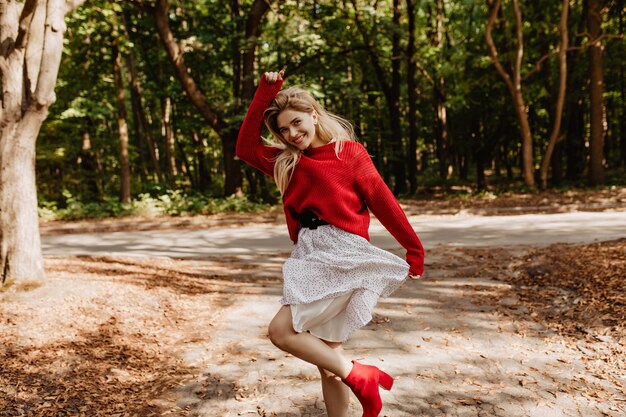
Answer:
[{"xmin": 342, "ymin": 360, "xmax": 394, "ymax": 417}]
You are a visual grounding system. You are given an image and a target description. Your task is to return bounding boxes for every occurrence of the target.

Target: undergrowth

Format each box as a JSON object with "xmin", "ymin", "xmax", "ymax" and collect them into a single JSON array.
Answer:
[{"xmin": 39, "ymin": 190, "xmax": 270, "ymax": 221}]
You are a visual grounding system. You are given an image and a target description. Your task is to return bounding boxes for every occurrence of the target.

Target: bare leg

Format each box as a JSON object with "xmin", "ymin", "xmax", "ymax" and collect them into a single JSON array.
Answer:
[
  {"xmin": 318, "ymin": 340, "xmax": 351, "ymax": 417},
  {"xmin": 268, "ymin": 305, "xmax": 353, "ymax": 379}
]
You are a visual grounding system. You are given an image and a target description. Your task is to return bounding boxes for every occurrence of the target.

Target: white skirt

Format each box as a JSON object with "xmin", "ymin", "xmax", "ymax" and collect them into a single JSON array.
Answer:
[{"xmin": 280, "ymin": 225, "xmax": 409, "ymax": 342}]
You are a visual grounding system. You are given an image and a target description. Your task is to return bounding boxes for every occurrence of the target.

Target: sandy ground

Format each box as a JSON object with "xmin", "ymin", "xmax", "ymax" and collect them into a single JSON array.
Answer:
[{"xmin": 1, "ymin": 240, "xmax": 624, "ymax": 416}]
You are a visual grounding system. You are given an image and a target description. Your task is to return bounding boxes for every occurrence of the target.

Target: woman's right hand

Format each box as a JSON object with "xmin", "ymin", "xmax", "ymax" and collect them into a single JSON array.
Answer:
[{"xmin": 264, "ymin": 70, "xmax": 285, "ymax": 84}]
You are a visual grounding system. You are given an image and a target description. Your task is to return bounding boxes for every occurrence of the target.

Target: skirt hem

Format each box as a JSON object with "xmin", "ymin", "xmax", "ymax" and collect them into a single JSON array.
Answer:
[{"xmin": 281, "ymin": 225, "xmax": 408, "ymax": 343}]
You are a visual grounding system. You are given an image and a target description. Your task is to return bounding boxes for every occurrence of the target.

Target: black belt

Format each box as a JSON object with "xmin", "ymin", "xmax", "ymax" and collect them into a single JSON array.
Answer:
[{"xmin": 300, "ymin": 210, "xmax": 329, "ymax": 229}]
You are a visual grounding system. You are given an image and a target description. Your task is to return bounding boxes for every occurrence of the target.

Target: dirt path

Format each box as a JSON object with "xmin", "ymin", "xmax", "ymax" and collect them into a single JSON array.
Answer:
[{"xmin": 40, "ymin": 211, "xmax": 626, "ymax": 258}]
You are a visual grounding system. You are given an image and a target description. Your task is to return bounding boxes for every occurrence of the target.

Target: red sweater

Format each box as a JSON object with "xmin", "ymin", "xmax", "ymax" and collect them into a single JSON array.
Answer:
[{"xmin": 236, "ymin": 76, "xmax": 425, "ymax": 275}]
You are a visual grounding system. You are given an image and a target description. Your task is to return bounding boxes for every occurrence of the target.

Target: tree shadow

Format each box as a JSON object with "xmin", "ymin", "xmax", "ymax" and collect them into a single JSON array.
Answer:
[{"xmin": 46, "ymin": 254, "xmax": 286, "ymax": 301}]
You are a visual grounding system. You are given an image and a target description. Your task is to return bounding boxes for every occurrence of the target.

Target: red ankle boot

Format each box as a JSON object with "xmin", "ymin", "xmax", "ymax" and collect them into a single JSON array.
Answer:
[{"xmin": 342, "ymin": 360, "xmax": 394, "ymax": 417}]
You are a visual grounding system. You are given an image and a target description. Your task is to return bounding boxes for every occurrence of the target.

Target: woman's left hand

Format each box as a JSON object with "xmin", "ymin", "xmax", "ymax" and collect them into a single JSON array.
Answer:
[{"xmin": 408, "ymin": 273, "xmax": 422, "ymax": 280}]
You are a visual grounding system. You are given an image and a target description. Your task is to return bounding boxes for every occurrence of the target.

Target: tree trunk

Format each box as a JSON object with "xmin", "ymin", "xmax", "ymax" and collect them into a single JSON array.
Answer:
[
  {"xmin": 174, "ymin": 133, "xmax": 194, "ymax": 187},
  {"xmin": 350, "ymin": 0, "xmax": 405, "ymax": 193},
  {"xmin": 112, "ymin": 43, "xmax": 131, "ymax": 204},
  {"xmin": 242, "ymin": 0, "xmax": 269, "ymax": 101},
  {"xmin": 390, "ymin": 0, "xmax": 405, "ymax": 193},
  {"xmin": 485, "ymin": 0, "xmax": 535, "ymax": 188},
  {"xmin": 565, "ymin": 7, "xmax": 587, "ymax": 181},
  {"xmin": 539, "ymin": 0, "xmax": 569, "ymax": 189},
  {"xmin": 192, "ymin": 130, "xmax": 211, "ymax": 192},
  {"xmin": 494, "ymin": 144, "xmax": 502, "ymax": 179},
  {"xmin": 124, "ymin": 21, "xmax": 163, "ymax": 184},
  {"xmin": 161, "ymin": 96, "xmax": 178, "ymax": 184},
  {"xmin": 78, "ymin": 123, "xmax": 100, "ymax": 200},
  {"xmin": 406, "ymin": 0, "xmax": 418, "ymax": 194},
  {"xmin": 434, "ymin": 0, "xmax": 449, "ymax": 180},
  {"xmin": 231, "ymin": 0, "xmax": 242, "ymax": 108},
  {"xmin": 0, "ymin": 0, "xmax": 86, "ymax": 286},
  {"xmin": 475, "ymin": 122, "xmax": 487, "ymax": 192},
  {"xmin": 232, "ymin": 0, "xmax": 269, "ymax": 197},
  {"xmin": 0, "ymin": 122, "xmax": 45, "ymax": 285},
  {"xmin": 244, "ymin": 166, "xmax": 259, "ymax": 201},
  {"xmin": 551, "ymin": 140, "xmax": 563, "ymax": 185},
  {"xmin": 566, "ymin": 92, "xmax": 586, "ymax": 180},
  {"xmin": 223, "ymin": 129, "xmax": 242, "ymax": 195},
  {"xmin": 617, "ymin": 0, "xmax": 626, "ymax": 167},
  {"xmin": 586, "ymin": 0, "xmax": 606, "ymax": 186},
  {"xmin": 232, "ymin": 0, "xmax": 266, "ymax": 200}
]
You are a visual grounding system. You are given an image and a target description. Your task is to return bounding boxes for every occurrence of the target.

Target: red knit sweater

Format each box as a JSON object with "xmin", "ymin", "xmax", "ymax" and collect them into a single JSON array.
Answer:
[{"xmin": 236, "ymin": 76, "xmax": 425, "ymax": 275}]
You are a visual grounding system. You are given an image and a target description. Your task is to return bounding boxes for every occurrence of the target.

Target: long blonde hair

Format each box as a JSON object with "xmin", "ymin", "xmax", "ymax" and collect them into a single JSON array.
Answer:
[{"xmin": 263, "ymin": 86, "xmax": 357, "ymax": 194}]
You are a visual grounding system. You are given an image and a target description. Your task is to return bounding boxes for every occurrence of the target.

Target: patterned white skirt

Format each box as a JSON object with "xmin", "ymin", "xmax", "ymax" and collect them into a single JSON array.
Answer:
[{"xmin": 280, "ymin": 225, "xmax": 409, "ymax": 342}]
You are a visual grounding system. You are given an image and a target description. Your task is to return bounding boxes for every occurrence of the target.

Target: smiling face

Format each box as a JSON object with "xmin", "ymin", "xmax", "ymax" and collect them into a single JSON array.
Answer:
[{"xmin": 276, "ymin": 109, "xmax": 325, "ymax": 150}]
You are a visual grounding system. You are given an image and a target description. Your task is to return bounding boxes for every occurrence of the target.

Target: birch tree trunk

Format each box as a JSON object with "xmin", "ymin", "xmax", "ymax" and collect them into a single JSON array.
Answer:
[{"xmin": 0, "ymin": 0, "xmax": 86, "ymax": 287}]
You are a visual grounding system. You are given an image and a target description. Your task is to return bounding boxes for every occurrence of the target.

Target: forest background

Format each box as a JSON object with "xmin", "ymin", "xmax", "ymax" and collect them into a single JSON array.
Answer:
[{"xmin": 34, "ymin": 0, "xmax": 625, "ymax": 219}]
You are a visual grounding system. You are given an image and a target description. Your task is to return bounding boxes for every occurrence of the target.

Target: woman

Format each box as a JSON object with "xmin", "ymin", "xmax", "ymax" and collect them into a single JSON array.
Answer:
[{"xmin": 236, "ymin": 70, "xmax": 424, "ymax": 417}]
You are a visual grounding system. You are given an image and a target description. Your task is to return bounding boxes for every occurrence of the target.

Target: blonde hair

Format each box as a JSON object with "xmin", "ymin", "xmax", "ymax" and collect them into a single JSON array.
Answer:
[{"xmin": 263, "ymin": 86, "xmax": 357, "ymax": 194}]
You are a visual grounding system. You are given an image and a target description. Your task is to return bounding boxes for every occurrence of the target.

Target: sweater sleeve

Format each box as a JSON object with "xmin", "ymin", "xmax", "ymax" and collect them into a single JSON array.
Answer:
[
  {"xmin": 235, "ymin": 75, "xmax": 284, "ymax": 177},
  {"xmin": 353, "ymin": 145, "xmax": 425, "ymax": 276}
]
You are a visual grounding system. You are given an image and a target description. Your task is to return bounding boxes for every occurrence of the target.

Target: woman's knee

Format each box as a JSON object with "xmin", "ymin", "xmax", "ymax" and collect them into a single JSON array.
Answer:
[
  {"xmin": 268, "ymin": 321, "xmax": 286, "ymax": 349},
  {"xmin": 268, "ymin": 307, "xmax": 293, "ymax": 349}
]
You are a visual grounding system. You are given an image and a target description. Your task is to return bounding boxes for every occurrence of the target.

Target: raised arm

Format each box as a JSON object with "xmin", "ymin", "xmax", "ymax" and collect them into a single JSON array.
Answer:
[
  {"xmin": 353, "ymin": 144, "xmax": 425, "ymax": 276},
  {"xmin": 236, "ymin": 72, "xmax": 284, "ymax": 176}
]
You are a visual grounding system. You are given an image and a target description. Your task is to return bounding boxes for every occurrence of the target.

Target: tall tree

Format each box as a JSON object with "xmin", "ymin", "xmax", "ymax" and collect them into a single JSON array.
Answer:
[
  {"xmin": 112, "ymin": 41, "xmax": 131, "ymax": 203},
  {"xmin": 539, "ymin": 0, "xmax": 569, "ymax": 189},
  {"xmin": 123, "ymin": 12, "xmax": 163, "ymax": 184},
  {"xmin": 617, "ymin": 0, "xmax": 626, "ymax": 167},
  {"xmin": 434, "ymin": 0, "xmax": 449, "ymax": 180},
  {"xmin": 0, "ymin": 0, "xmax": 86, "ymax": 286},
  {"xmin": 350, "ymin": 0, "xmax": 406, "ymax": 193},
  {"xmin": 586, "ymin": 0, "xmax": 606, "ymax": 186},
  {"xmin": 406, "ymin": 0, "xmax": 418, "ymax": 193},
  {"xmin": 485, "ymin": 0, "xmax": 535, "ymax": 188}
]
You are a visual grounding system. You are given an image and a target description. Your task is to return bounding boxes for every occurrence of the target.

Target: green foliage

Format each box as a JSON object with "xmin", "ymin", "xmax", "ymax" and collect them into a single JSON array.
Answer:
[
  {"xmin": 39, "ymin": 191, "xmax": 133, "ymax": 221},
  {"xmin": 33, "ymin": 0, "xmax": 626, "ymax": 217},
  {"xmin": 152, "ymin": 192, "xmax": 269, "ymax": 216},
  {"xmin": 39, "ymin": 191, "xmax": 270, "ymax": 221}
]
